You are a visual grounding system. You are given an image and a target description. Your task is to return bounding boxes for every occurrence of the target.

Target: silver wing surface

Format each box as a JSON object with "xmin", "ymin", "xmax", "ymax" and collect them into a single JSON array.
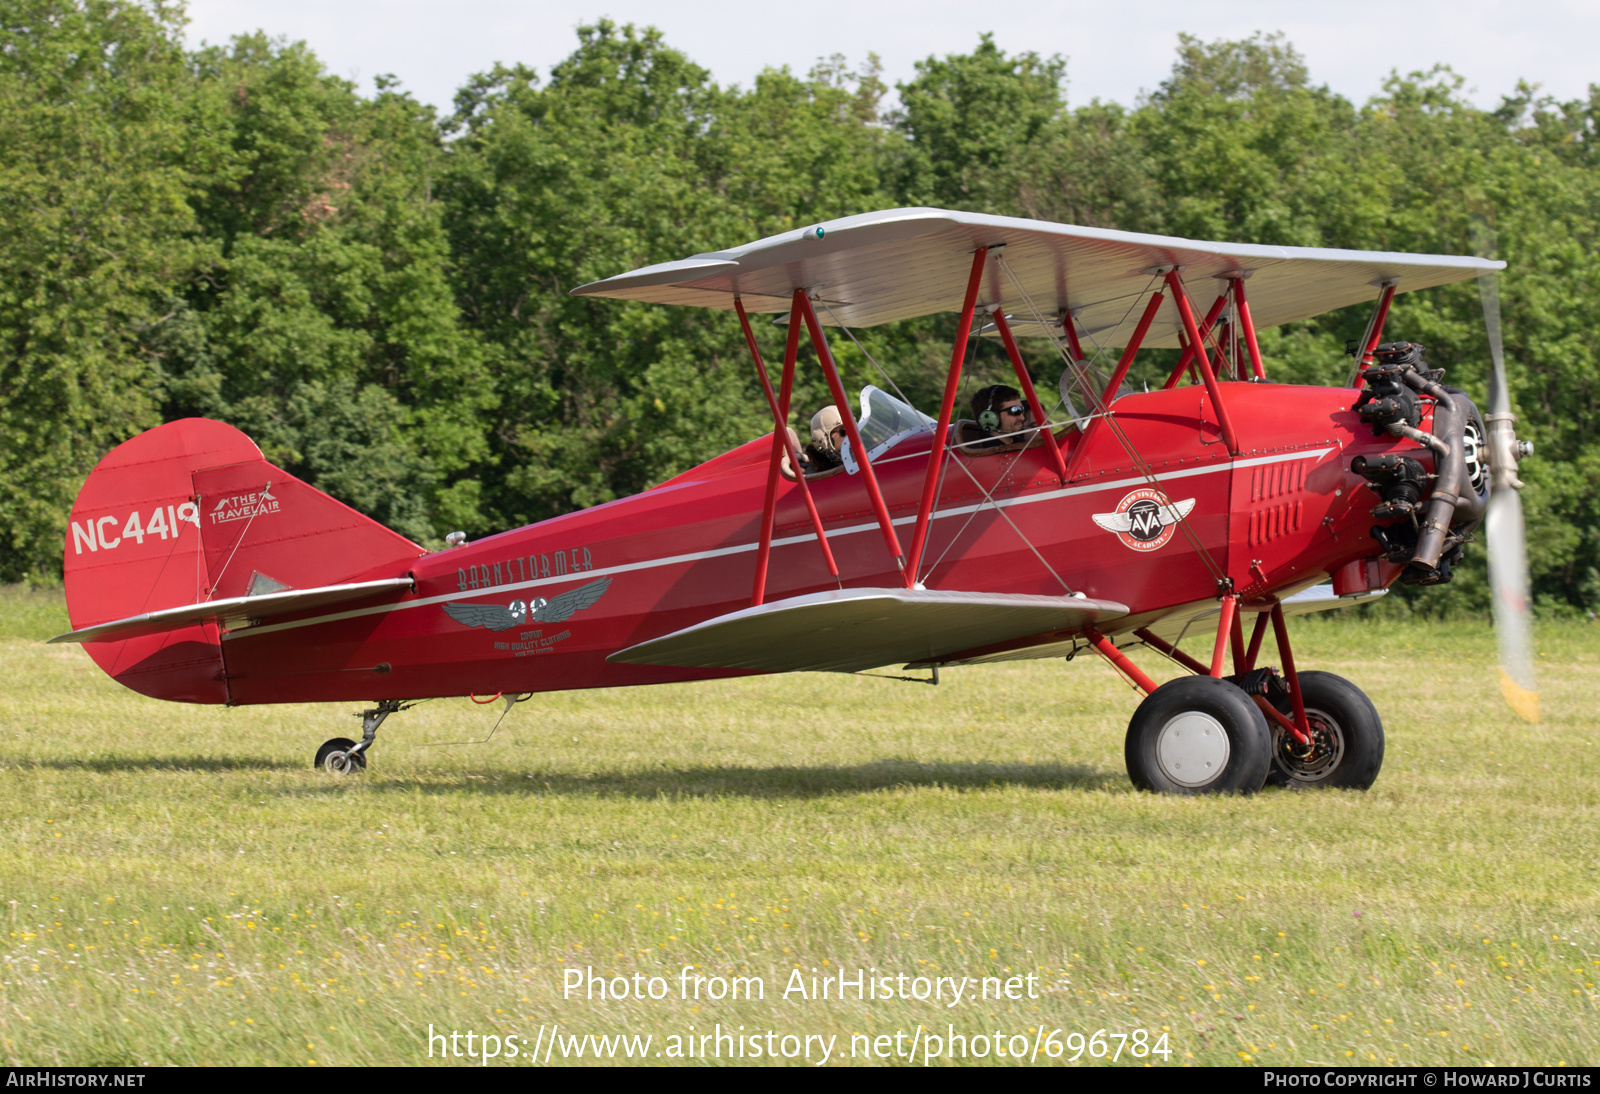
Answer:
[
  {"xmin": 571, "ymin": 207, "xmax": 1502, "ymax": 346},
  {"xmin": 50, "ymin": 577, "xmax": 414, "ymax": 644},
  {"xmin": 919, "ymin": 583, "xmax": 1388, "ymax": 668},
  {"xmin": 607, "ymin": 587, "xmax": 1129, "ymax": 674}
]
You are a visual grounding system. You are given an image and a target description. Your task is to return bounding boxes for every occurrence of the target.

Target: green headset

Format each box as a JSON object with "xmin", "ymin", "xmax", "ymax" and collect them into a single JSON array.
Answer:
[
  {"xmin": 978, "ymin": 388, "xmax": 1002, "ymax": 432},
  {"xmin": 978, "ymin": 387, "xmax": 1018, "ymax": 433}
]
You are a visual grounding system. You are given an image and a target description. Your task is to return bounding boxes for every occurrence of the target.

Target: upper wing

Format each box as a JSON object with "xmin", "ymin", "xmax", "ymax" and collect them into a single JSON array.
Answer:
[
  {"xmin": 533, "ymin": 576, "xmax": 613, "ymax": 623},
  {"xmin": 443, "ymin": 602, "xmax": 520, "ymax": 632},
  {"xmin": 570, "ymin": 207, "xmax": 1502, "ymax": 342}
]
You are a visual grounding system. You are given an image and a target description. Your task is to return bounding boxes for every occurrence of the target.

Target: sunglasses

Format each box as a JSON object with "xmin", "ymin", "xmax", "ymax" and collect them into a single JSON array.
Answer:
[{"xmin": 999, "ymin": 404, "xmax": 1027, "ymax": 416}]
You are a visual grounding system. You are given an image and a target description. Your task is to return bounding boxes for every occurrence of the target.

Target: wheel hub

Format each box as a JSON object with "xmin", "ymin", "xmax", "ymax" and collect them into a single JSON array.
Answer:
[
  {"xmin": 1275, "ymin": 708, "xmax": 1345, "ymax": 782},
  {"xmin": 323, "ymin": 749, "xmax": 364, "ymax": 775},
  {"xmin": 1154, "ymin": 711, "xmax": 1231, "ymax": 788}
]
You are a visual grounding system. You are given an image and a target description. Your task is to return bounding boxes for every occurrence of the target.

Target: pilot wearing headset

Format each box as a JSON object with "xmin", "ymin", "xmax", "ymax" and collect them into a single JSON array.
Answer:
[
  {"xmin": 797, "ymin": 405, "xmax": 850, "ymax": 474},
  {"xmin": 968, "ymin": 385, "xmax": 1034, "ymax": 450}
]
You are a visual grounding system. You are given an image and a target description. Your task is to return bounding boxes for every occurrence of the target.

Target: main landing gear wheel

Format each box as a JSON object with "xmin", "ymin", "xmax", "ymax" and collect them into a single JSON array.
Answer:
[
  {"xmin": 314, "ymin": 737, "xmax": 367, "ymax": 775},
  {"xmin": 1125, "ymin": 676, "xmax": 1272, "ymax": 794},
  {"xmin": 1266, "ymin": 671, "xmax": 1385, "ymax": 790}
]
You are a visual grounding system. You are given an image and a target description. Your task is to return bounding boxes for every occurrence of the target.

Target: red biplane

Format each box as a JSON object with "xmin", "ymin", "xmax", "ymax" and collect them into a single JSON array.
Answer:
[{"xmin": 52, "ymin": 208, "xmax": 1536, "ymax": 793}]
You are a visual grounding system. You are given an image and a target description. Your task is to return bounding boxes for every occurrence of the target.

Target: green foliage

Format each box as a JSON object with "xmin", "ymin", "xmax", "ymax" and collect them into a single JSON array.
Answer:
[
  {"xmin": 1, "ymin": 8, "xmax": 1598, "ymax": 613},
  {"xmin": 1133, "ymin": 34, "xmax": 1379, "ymax": 247},
  {"xmin": 155, "ymin": 33, "xmax": 491, "ymax": 546},
  {"xmin": 0, "ymin": 581, "xmax": 69, "ymax": 639},
  {"xmin": 893, "ymin": 33, "xmax": 1065, "ymax": 212},
  {"xmin": 438, "ymin": 23, "xmax": 889, "ymax": 524},
  {"xmin": 0, "ymin": 0, "xmax": 196, "ymax": 580}
]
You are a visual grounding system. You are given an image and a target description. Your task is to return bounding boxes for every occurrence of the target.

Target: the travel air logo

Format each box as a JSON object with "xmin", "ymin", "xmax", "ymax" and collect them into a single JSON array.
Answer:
[
  {"xmin": 1091, "ymin": 489, "xmax": 1196, "ymax": 552},
  {"xmin": 210, "ymin": 486, "xmax": 279, "ymax": 525}
]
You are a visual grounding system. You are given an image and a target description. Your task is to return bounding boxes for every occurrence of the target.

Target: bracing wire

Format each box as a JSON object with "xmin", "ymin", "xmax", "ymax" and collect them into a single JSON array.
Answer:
[
  {"xmin": 1070, "ymin": 276, "xmax": 1160, "ymax": 389},
  {"xmin": 1344, "ymin": 294, "xmax": 1384, "ymax": 387},
  {"xmin": 941, "ymin": 454, "xmax": 1075, "ymax": 594},
  {"xmin": 852, "ymin": 667, "xmax": 940, "ymax": 686},
  {"xmin": 918, "ymin": 451, "xmax": 969, "ymax": 580},
  {"xmin": 915, "ymin": 318, "xmax": 1074, "ymax": 593},
  {"xmin": 996, "ymin": 259, "xmax": 1228, "ymax": 584},
  {"xmin": 996, "ymin": 258, "xmax": 1139, "ymax": 418},
  {"xmin": 821, "ymin": 302, "xmax": 921, "ymax": 416},
  {"xmin": 428, "ymin": 694, "xmax": 531, "ymax": 747},
  {"xmin": 1009, "ymin": 271, "xmax": 1156, "ymax": 430},
  {"xmin": 205, "ymin": 481, "xmax": 270, "ymax": 600}
]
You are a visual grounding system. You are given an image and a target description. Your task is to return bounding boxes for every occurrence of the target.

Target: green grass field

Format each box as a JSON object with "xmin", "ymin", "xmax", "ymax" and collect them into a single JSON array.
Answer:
[{"xmin": 1, "ymin": 584, "xmax": 1598, "ymax": 1067}]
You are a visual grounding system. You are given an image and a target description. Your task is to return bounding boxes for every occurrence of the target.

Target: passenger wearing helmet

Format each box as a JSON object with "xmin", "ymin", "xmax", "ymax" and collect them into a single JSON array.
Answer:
[
  {"xmin": 968, "ymin": 385, "xmax": 1034, "ymax": 450},
  {"xmin": 798, "ymin": 405, "xmax": 850, "ymax": 475}
]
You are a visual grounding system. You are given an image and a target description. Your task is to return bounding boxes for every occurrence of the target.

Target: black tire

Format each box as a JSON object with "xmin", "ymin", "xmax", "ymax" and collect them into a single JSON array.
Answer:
[
  {"xmin": 314, "ymin": 737, "xmax": 367, "ymax": 774},
  {"xmin": 1447, "ymin": 387, "xmax": 1491, "ymax": 513},
  {"xmin": 1265, "ymin": 671, "xmax": 1384, "ymax": 789},
  {"xmin": 1124, "ymin": 676, "xmax": 1272, "ymax": 794}
]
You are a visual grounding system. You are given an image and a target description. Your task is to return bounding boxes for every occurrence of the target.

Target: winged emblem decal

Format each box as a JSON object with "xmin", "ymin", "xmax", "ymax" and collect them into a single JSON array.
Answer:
[
  {"xmin": 444, "ymin": 576, "xmax": 612, "ymax": 631},
  {"xmin": 1092, "ymin": 490, "xmax": 1195, "ymax": 552}
]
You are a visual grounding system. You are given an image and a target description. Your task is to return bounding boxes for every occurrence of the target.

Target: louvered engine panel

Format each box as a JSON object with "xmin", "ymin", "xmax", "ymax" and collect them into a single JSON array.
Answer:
[{"xmin": 1247, "ymin": 460, "xmax": 1306, "ymax": 547}]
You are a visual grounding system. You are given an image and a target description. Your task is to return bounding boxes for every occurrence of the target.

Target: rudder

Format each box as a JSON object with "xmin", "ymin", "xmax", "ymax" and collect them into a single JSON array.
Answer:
[{"xmin": 64, "ymin": 418, "xmax": 426, "ymax": 703}]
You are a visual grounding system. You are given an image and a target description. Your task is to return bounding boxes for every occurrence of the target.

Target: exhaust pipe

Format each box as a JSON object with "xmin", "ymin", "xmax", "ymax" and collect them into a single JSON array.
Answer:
[
  {"xmin": 1404, "ymin": 371, "xmax": 1470, "ymax": 574},
  {"xmin": 1353, "ymin": 344, "xmax": 1491, "ymax": 582}
]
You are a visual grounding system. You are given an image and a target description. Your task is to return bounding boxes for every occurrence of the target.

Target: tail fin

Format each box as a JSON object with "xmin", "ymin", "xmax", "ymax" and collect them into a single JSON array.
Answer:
[{"xmin": 64, "ymin": 418, "xmax": 425, "ymax": 703}]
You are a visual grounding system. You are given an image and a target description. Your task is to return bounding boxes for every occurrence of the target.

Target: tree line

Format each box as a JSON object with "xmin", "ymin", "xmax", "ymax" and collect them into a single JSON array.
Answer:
[{"xmin": 3, "ymin": 1, "xmax": 1598, "ymax": 614}]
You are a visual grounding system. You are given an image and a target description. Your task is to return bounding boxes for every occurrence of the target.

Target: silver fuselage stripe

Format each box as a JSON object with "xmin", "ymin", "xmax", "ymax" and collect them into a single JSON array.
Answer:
[{"xmin": 225, "ymin": 446, "xmax": 1335, "ymax": 641}]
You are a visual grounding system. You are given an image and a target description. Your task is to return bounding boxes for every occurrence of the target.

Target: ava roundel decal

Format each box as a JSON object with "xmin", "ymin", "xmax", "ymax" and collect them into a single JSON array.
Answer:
[{"xmin": 1091, "ymin": 488, "xmax": 1197, "ymax": 552}]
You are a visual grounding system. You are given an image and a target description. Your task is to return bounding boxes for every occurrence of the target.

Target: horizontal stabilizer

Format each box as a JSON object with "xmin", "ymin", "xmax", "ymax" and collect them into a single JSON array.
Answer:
[
  {"xmin": 50, "ymin": 577, "xmax": 413, "ymax": 645},
  {"xmin": 607, "ymin": 587, "xmax": 1129, "ymax": 673}
]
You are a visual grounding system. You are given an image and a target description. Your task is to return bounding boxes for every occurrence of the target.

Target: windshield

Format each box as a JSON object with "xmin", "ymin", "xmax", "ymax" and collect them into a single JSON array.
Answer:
[{"xmin": 839, "ymin": 386, "xmax": 936, "ymax": 474}]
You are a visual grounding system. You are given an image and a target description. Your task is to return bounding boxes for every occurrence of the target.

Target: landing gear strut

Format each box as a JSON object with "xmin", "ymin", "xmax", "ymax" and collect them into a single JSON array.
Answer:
[
  {"xmin": 314, "ymin": 699, "xmax": 408, "ymax": 774},
  {"xmin": 1117, "ymin": 598, "xmax": 1386, "ymax": 793},
  {"xmin": 1265, "ymin": 671, "xmax": 1385, "ymax": 789}
]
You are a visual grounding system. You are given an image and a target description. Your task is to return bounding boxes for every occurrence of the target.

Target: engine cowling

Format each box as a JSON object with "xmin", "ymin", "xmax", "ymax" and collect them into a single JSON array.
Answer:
[{"xmin": 1351, "ymin": 343, "xmax": 1490, "ymax": 585}]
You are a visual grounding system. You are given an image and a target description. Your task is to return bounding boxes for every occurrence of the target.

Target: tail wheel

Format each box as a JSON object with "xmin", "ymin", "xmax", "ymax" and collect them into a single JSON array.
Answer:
[
  {"xmin": 314, "ymin": 737, "xmax": 367, "ymax": 775},
  {"xmin": 1124, "ymin": 676, "xmax": 1272, "ymax": 794},
  {"xmin": 1266, "ymin": 671, "xmax": 1385, "ymax": 789}
]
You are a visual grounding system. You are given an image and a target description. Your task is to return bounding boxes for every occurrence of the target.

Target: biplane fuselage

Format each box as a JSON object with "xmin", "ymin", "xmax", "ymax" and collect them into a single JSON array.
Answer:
[
  {"xmin": 61, "ymin": 207, "xmax": 1516, "ymax": 790},
  {"xmin": 87, "ymin": 380, "xmax": 1399, "ymax": 707}
]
